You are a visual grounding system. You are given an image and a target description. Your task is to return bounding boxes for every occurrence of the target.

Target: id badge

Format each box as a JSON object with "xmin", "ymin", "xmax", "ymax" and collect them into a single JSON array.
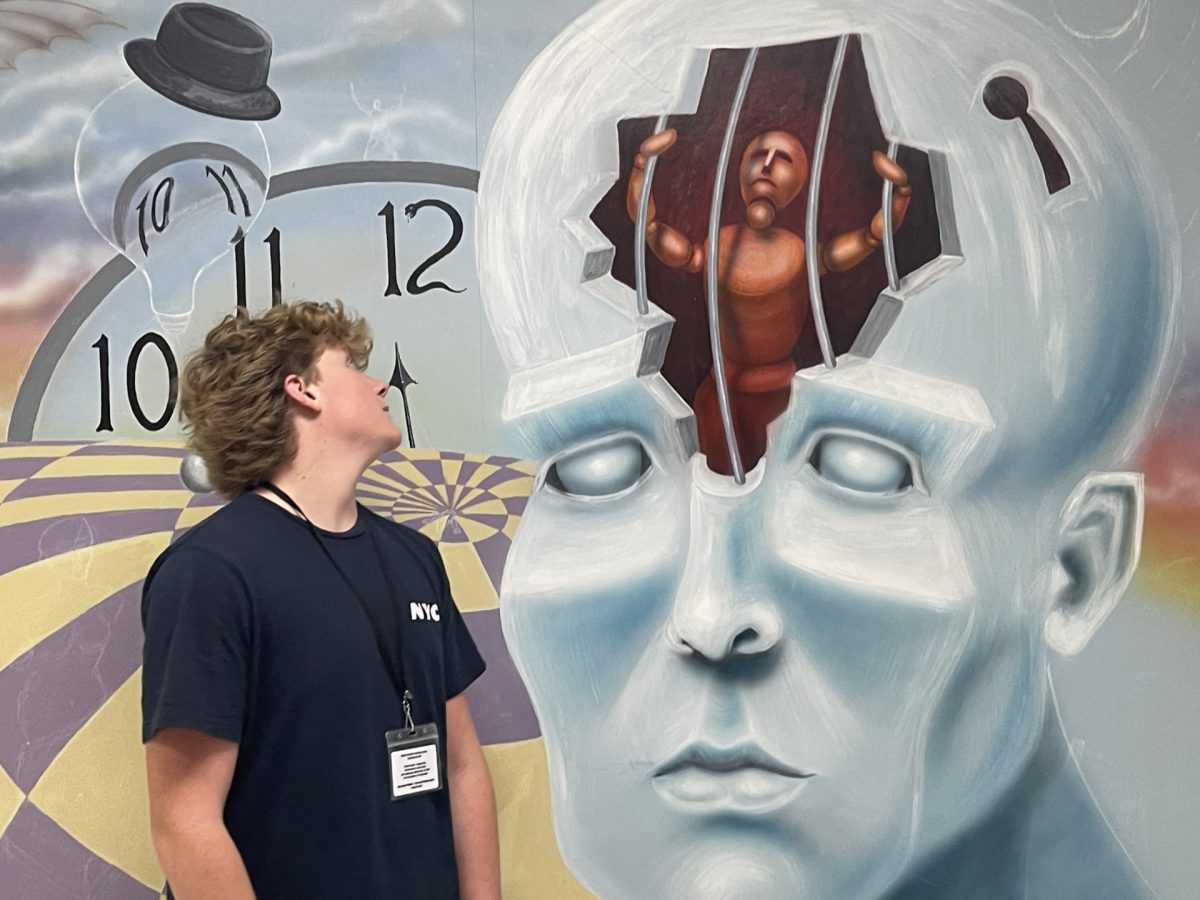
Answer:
[{"xmin": 386, "ymin": 724, "xmax": 442, "ymax": 800}]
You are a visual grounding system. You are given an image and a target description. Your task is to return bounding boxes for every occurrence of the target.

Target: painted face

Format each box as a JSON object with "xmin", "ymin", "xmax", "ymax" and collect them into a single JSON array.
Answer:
[
  {"xmin": 310, "ymin": 347, "xmax": 403, "ymax": 456},
  {"xmin": 738, "ymin": 130, "xmax": 809, "ymax": 212},
  {"xmin": 502, "ymin": 355, "xmax": 1062, "ymax": 898},
  {"xmin": 479, "ymin": 1, "xmax": 1174, "ymax": 897}
]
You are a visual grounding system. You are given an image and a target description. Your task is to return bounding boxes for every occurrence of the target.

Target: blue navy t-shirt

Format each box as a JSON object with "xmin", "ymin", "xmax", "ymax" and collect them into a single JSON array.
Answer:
[{"xmin": 141, "ymin": 491, "xmax": 486, "ymax": 899}]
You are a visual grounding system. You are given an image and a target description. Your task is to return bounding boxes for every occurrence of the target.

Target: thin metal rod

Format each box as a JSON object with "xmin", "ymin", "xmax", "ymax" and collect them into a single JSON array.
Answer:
[
  {"xmin": 635, "ymin": 113, "xmax": 670, "ymax": 316},
  {"xmin": 805, "ymin": 35, "xmax": 849, "ymax": 370},
  {"xmin": 705, "ymin": 47, "xmax": 758, "ymax": 485},
  {"xmin": 882, "ymin": 139, "xmax": 900, "ymax": 292}
]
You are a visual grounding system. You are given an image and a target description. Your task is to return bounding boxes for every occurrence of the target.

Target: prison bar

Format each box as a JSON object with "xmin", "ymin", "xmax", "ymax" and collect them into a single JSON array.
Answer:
[
  {"xmin": 635, "ymin": 113, "xmax": 670, "ymax": 316},
  {"xmin": 882, "ymin": 138, "xmax": 901, "ymax": 291},
  {"xmin": 704, "ymin": 47, "xmax": 759, "ymax": 485},
  {"xmin": 805, "ymin": 34, "xmax": 849, "ymax": 370}
]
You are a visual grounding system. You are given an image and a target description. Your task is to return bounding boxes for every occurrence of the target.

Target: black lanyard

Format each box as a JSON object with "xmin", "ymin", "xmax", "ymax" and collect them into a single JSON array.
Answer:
[{"xmin": 259, "ymin": 482, "xmax": 418, "ymax": 730}]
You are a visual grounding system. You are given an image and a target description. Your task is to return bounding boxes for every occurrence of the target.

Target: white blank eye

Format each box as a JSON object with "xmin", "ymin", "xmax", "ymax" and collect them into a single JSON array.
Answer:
[
  {"xmin": 810, "ymin": 433, "xmax": 914, "ymax": 494},
  {"xmin": 546, "ymin": 436, "xmax": 649, "ymax": 498}
]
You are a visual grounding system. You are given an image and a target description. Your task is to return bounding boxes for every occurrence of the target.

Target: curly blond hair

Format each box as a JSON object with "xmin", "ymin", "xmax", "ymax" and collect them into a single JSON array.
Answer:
[{"xmin": 180, "ymin": 301, "xmax": 373, "ymax": 497}]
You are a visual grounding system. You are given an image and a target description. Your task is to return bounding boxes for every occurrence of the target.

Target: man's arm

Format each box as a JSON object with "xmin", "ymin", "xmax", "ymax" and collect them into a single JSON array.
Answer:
[
  {"xmin": 446, "ymin": 693, "xmax": 500, "ymax": 900},
  {"xmin": 145, "ymin": 727, "xmax": 255, "ymax": 900}
]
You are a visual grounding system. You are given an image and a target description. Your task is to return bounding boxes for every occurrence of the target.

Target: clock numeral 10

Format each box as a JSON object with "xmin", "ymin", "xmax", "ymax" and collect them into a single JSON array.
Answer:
[
  {"xmin": 135, "ymin": 177, "xmax": 174, "ymax": 257},
  {"xmin": 91, "ymin": 333, "xmax": 179, "ymax": 432}
]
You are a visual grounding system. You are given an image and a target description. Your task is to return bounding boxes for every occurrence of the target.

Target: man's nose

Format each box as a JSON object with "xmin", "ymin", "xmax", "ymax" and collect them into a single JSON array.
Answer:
[
  {"xmin": 762, "ymin": 147, "xmax": 777, "ymax": 171},
  {"xmin": 663, "ymin": 469, "xmax": 782, "ymax": 663}
]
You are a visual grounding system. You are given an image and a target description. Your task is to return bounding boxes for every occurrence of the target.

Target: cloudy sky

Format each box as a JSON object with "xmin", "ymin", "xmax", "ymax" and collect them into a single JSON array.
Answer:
[
  {"xmin": 1, "ymin": 0, "xmax": 1198, "ymax": 447},
  {"xmin": 0, "ymin": 0, "xmax": 595, "ymax": 428}
]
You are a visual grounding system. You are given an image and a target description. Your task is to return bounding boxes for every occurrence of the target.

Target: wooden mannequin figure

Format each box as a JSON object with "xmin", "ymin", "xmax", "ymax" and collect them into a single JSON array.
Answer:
[{"xmin": 628, "ymin": 128, "xmax": 912, "ymax": 474}]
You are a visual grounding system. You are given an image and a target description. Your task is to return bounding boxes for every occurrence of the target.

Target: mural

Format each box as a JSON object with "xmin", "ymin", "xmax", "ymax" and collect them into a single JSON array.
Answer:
[
  {"xmin": 0, "ymin": 441, "xmax": 582, "ymax": 898},
  {"xmin": 477, "ymin": 0, "xmax": 1200, "ymax": 898},
  {"xmin": 0, "ymin": 2, "xmax": 584, "ymax": 897},
  {"xmin": 0, "ymin": 1, "xmax": 1197, "ymax": 899}
]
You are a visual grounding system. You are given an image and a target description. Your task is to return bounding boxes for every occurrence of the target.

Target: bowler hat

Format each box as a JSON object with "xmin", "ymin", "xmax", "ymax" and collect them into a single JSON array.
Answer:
[{"xmin": 124, "ymin": 3, "xmax": 280, "ymax": 121}]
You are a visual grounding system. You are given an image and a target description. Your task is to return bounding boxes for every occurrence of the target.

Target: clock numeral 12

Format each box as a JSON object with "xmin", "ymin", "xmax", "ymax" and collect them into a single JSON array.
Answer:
[
  {"xmin": 92, "ymin": 332, "xmax": 179, "ymax": 433},
  {"xmin": 379, "ymin": 199, "xmax": 467, "ymax": 297}
]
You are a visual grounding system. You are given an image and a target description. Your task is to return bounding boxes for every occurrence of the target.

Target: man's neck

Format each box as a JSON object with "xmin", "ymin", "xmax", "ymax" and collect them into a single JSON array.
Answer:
[{"xmin": 259, "ymin": 447, "xmax": 367, "ymax": 532}]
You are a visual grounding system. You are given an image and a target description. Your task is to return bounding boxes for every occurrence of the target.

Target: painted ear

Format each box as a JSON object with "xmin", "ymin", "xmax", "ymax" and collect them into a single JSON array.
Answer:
[{"xmin": 1045, "ymin": 472, "xmax": 1143, "ymax": 657}]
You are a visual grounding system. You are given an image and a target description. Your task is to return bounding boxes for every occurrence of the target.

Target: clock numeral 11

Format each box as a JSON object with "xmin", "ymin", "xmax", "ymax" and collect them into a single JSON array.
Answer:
[
  {"xmin": 234, "ymin": 227, "xmax": 282, "ymax": 310},
  {"xmin": 230, "ymin": 199, "xmax": 466, "ymax": 310},
  {"xmin": 92, "ymin": 333, "xmax": 179, "ymax": 433}
]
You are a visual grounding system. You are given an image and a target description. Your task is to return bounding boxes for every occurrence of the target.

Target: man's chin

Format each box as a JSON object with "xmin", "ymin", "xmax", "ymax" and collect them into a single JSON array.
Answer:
[{"xmin": 372, "ymin": 427, "xmax": 406, "ymax": 457}]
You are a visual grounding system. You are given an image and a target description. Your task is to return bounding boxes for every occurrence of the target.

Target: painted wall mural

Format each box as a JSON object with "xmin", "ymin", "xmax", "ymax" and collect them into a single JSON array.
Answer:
[{"xmin": 1, "ymin": 1, "xmax": 1198, "ymax": 899}]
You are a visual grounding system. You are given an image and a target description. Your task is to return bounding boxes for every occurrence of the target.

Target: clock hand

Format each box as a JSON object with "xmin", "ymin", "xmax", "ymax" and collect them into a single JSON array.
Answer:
[{"xmin": 389, "ymin": 342, "xmax": 418, "ymax": 448}]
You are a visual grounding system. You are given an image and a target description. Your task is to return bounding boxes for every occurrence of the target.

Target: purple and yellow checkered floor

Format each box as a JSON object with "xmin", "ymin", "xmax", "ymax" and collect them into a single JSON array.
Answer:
[{"xmin": 0, "ymin": 441, "xmax": 589, "ymax": 899}]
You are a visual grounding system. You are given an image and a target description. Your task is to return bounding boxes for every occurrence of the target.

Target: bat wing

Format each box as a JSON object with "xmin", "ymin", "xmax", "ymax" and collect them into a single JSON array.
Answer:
[{"xmin": 0, "ymin": 0, "xmax": 118, "ymax": 71}]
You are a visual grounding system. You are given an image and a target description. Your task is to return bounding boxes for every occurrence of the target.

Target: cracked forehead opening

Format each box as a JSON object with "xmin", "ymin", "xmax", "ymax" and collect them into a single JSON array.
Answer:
[{"xmin": 590, "ymin": 37, "xmax": 949, "ymax": 477}]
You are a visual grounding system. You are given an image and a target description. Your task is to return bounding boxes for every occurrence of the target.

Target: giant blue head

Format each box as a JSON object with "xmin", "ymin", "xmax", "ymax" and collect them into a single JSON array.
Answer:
[{"xmin": 478, "ymin": 1, "xmax": 1180, "ymax": 897}]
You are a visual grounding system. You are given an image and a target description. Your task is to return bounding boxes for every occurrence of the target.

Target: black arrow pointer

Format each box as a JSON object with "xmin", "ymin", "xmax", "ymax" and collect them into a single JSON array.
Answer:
[{"xmin": 389, "ymin": 342, "xmax": 418, "ymax": 448}]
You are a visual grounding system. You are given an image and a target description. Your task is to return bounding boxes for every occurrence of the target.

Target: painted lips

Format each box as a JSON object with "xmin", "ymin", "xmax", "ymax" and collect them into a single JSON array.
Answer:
[{"xmin": 652, "ymin": 743, "xmax": 814, "ymax": 813}]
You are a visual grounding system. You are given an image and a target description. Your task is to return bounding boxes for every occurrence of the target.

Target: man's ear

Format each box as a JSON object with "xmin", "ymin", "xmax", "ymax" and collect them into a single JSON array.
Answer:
[
  {"xmin": 1045, "ymin": 472, "xmax": 1143, "ymax": 657},
  {"xmin": 282, "ymin": 372, "xmax": 320, "ymax": 411}
]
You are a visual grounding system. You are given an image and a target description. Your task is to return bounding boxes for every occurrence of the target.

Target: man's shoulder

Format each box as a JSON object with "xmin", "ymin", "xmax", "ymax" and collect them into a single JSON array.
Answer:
[
  {"xmin": 361, "ymin": 505, "xmax": 436, "ymax": 550},
  {"xmin": 149, "ymin": 493, "xmax": 282, "ymax": 579},
  {"xmin": 360, "ymin": 506, "xmax": 444, "ymax": 576}
]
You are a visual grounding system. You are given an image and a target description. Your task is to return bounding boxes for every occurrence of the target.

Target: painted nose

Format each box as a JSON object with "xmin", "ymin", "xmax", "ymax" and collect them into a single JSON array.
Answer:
[
  {"xmin": 762, "ymin": 147, "xmax": 777, "ymax": 171},
  {"xmin": 665, "ymin": 599, "xmax": 782, "ymax": 662},
  {"xmin": 663, "ymin": 468, "xmax": 782, "ymax": 662}
]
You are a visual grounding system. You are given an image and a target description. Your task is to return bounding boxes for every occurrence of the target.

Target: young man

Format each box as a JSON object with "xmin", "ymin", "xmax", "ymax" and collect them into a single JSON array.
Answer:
[{"xmin": 141, "ymin": 301, "xmax": 500, "ymax": 899}]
